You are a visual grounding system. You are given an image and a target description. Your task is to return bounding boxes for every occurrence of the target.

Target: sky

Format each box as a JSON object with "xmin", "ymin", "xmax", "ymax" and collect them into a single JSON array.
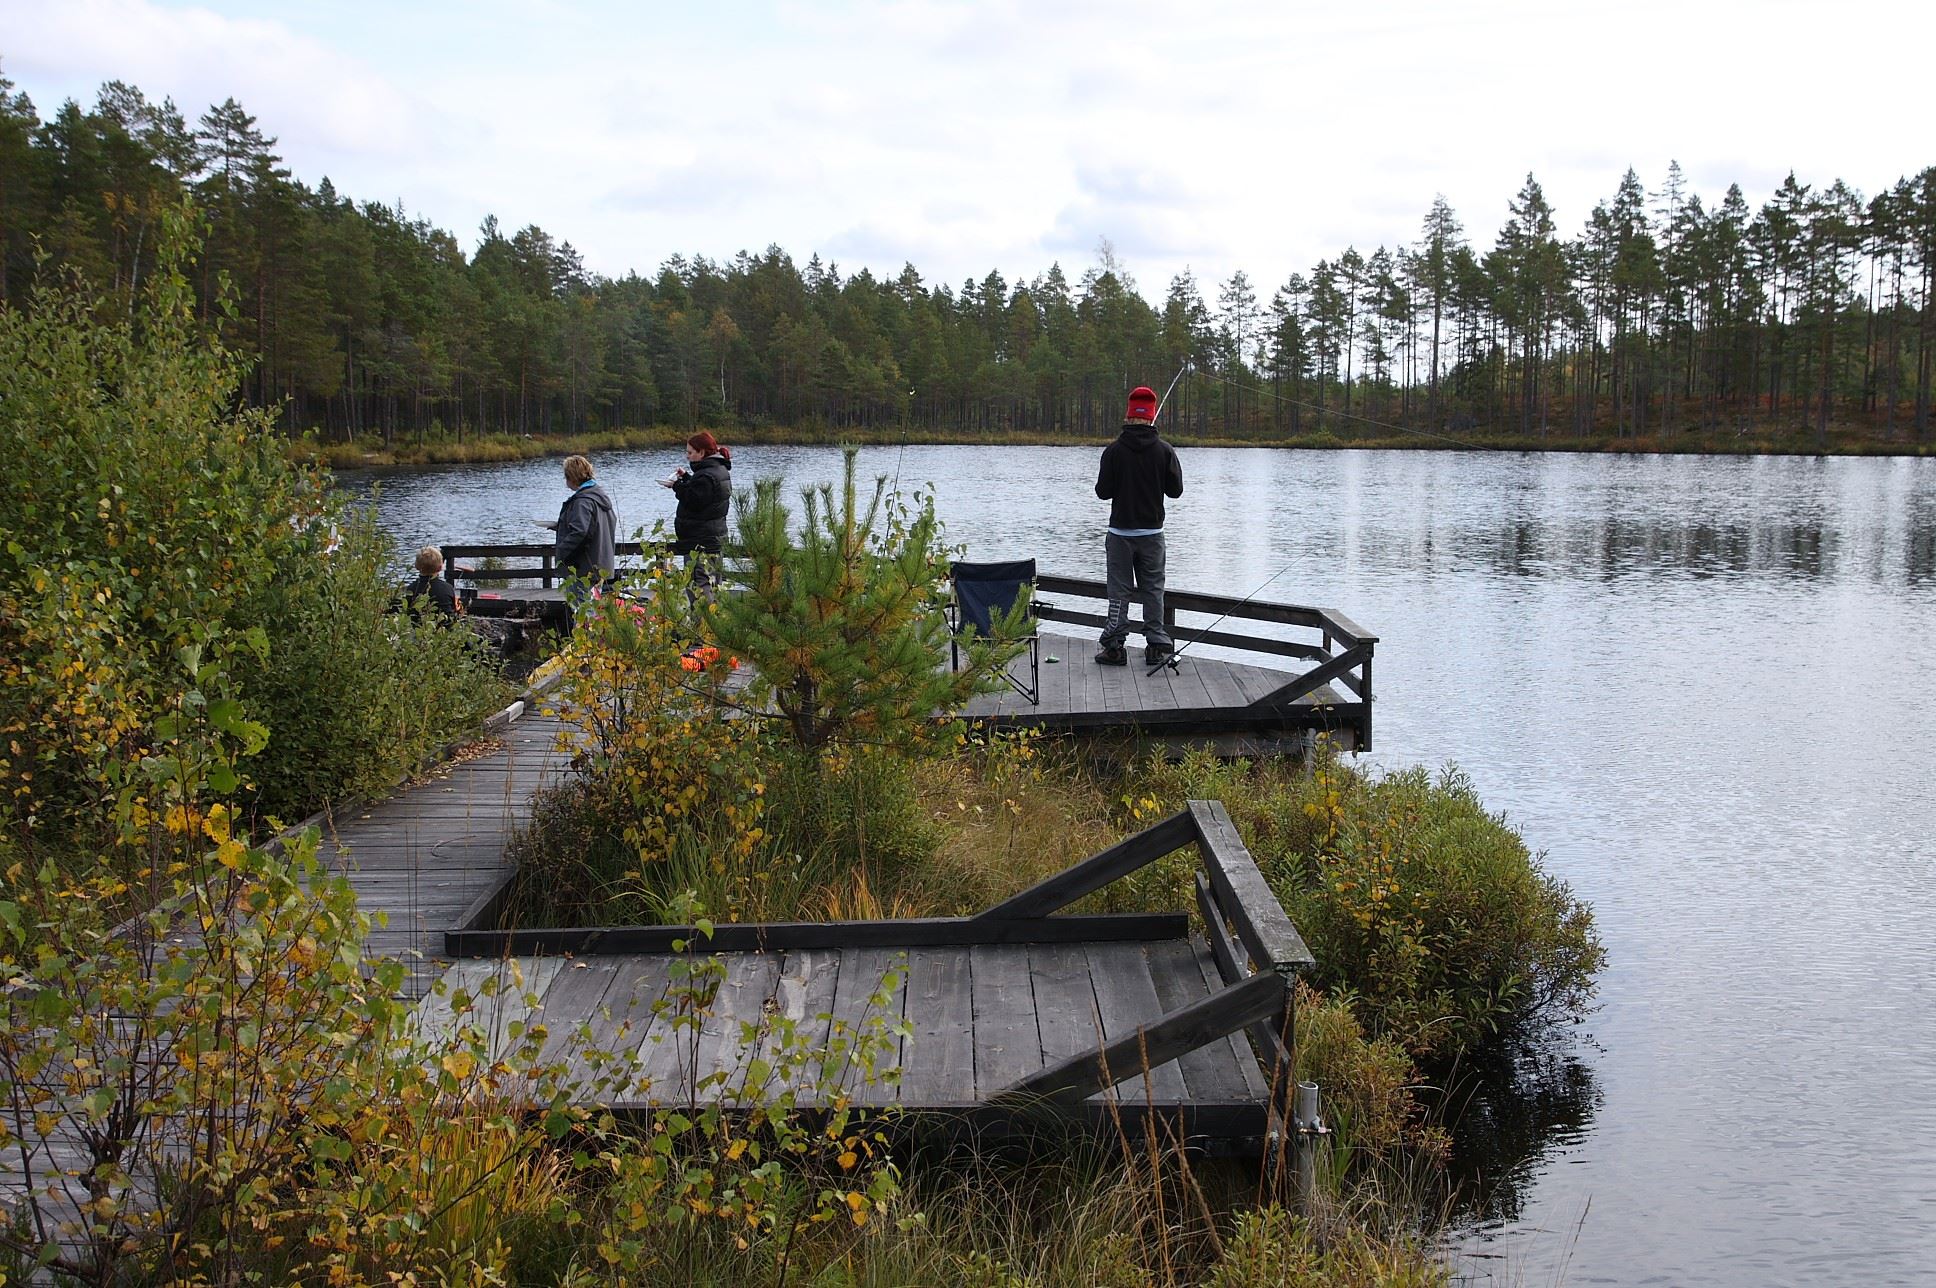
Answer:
[{"xmin": 4, "ymin": 0, "xmax": 1933, "ymax": 302}]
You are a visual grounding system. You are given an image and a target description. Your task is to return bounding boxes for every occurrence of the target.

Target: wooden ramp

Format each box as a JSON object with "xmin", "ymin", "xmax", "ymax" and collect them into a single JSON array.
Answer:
[
  {"xmin": 316, "ymin": 687, "xmax": 573, "ymax": 997},
  {"xmin": 425, "ymin": 800, "xmax": 1313, "ymax": 1150}
]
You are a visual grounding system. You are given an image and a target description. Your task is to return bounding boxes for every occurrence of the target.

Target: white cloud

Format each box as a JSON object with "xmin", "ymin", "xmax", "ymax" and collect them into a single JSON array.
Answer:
[{"xmin": 5, "ymin": 0, "xmax": 1934, "ymax": 301}]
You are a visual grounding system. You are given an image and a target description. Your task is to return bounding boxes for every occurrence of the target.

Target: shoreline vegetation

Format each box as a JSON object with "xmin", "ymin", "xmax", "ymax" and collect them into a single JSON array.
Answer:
[{"xmin": 293, "ymin": 418, "xmax": 1936, "ymax": 471}]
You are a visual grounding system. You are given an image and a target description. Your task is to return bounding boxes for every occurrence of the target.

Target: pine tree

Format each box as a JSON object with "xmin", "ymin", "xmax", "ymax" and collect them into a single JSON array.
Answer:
[{"xmin": 708, "ymin": 450, "xmax": 1025, "ymax": 753}]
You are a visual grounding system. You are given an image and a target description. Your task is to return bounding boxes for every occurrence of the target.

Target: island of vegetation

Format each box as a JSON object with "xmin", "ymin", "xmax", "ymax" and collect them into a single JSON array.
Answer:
[
  {"xmin": 1, "ymin": 204, "xmax": 1606, "ymax": 1284},
  {"xmin": 1, "ymin": 66, "xmax": 1932, "ymax": 464}
]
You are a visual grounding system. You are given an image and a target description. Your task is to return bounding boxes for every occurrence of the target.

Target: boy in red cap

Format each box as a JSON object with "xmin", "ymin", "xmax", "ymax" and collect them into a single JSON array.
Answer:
[{"xmin": 1093, "ymin": 385, "xmax": 1184, "ymax": 666}]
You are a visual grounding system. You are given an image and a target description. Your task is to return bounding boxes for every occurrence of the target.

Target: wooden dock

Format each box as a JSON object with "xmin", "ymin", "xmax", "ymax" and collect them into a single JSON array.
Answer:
[
  {"xmin": 426, "ymin": 801, "xmax": 1312, "ymax": 1149},
  {"xmin": 440, "ymin": 546, "xmax": 1377, "ymax": 751}
]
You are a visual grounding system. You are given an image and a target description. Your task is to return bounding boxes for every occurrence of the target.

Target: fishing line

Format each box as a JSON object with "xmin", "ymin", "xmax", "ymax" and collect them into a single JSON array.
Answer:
[
  {"xmin": 891, "ymin": 387, "xmax": 913, "ymax": 496},
  {"xmin": 1198, "ymin": 366, "xmax": 1488, "ymax": 451}
]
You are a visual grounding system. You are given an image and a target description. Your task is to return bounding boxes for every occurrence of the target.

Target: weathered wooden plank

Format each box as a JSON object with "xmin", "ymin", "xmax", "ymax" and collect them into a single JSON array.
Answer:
[
  {"xmin": 411, "ymin": 957, "xmax": 565, "ymax": 1065},
  {"xmin": 1032, "ymin": 575, "xmax": 1335, "ymax": 632},
  {"xmin": 526, "ymin": 957, "xmax": 624, "ymax": 1080},
  {"xmin": 1182, "ymin": 938, "xmax": 1274, "ymax": 1101},
  {"xmin": 898, "ymin": 949, "xmax": 976, "ymax": 1107},
  {"xmin": 1248, "ymin": 644, "xmax": 1372, "ymax": 710},
  {"xmin": 1095, "ymin": 647, "xmax": 1130, "ymax": 713},
  {"xmin": 1074, "ymin": 641, "xmax": 1098, "ymax": 715},
  {"xmin": 974, "ymin": 812, "xmax": 1196, "ymax": 921},
  {"xmin": 1144, "ymin": 937, "xmax": 1257, "ymax": 1104},
  {"xmin": 1036, "ymin": 649, "xmax": 1071, "ymax": 713},
  {"xmin": 991, "ymin": 971, "xmax": 1284, "ymax": 1111},
  {"xmin": 626, "ymin": 959, "xmax": 713, "ymax": 1105},
  {"xmin": 749, "ymin": 947, "xmax": 842, "ymax": 1102},
  {"xmin": 828, "ymin": 948, "xmax": 907, "ymax": 1106},
  {"xmin": 1027, "ymin": 943, "xmax": 1104, "ymax": 1076},
  {"xmin": 1195, "ymin": 873, "xmax": 1243, "ymax": 987},
  {"xmin": 970, "ymin": 944, "xmax": 1040, "ymax": 1098},
  {"xmin": 1195, "ymin": 873, "xmax": 1292, "ymax": 1082},
  {"xmin": 576, "ymin": 955, "xmax": 677, "ymax": 1099},
  {"xmin": 689, "ymin": 954, "xmax": 784, "ymax": 1100},
  {"xmin": 1084, "ymin": 942, "xmax": 1187, "ymax": 1103},
  {"xmin": 1318, "ymin": 609, "xmax": 1378, "ymax": 646},
  {"xmin": 1134, "ymin": 660, "xmax": 1185, "ymax": 712},
  {"xmin": 1165, "ymin": 625, "xmax": 1326, "ymax": 661},
  {"xmin": 448, "ymin": 911, "xmax": 1189, "ymax": 957},
  {"xmin": 1189, "ymin": 801, "xmax": 1313, "ymax": 977}
]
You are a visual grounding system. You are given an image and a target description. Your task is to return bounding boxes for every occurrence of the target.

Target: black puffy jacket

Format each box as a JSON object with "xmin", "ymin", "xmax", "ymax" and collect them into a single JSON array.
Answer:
[
  {"xmin": 671, "ymin": 454, "xmax": 732, "ymax": 554},
  {"xmin": 1094, "ymin": 423, "xmax": 1183, "ymax": 530}
]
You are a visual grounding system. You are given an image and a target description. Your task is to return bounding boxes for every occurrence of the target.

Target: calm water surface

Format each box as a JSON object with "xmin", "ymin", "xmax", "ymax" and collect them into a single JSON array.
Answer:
[{"xmin": 349, "ymin": 446, "xmax": 1936, "ymax": 1287}]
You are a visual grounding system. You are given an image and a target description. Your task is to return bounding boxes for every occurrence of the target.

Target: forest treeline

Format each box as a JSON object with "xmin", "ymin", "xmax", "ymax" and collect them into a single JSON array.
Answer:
[{"xmin": 3, "ymin": 66, "xmax": 1933, "ymax": 448}]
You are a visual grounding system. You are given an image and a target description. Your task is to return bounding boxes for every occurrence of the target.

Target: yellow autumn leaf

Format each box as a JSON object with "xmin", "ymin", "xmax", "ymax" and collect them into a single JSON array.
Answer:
[{"xmin": 441, "ymin": 1049, "xmax": 475, "ymax": 1080}]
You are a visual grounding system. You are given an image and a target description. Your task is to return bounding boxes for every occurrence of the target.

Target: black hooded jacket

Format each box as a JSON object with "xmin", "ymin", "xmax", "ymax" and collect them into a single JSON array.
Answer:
[
  {"xmin": 670, "ymin": 453, "xmax": 732, "ymax": 554},
  {"xmin": 554, "ymin": 482, "xmax": 618, "ymax": 579},
  {"xmin": 1094, "ymin": 423, "xmax": 1184, "ymax": 530}
]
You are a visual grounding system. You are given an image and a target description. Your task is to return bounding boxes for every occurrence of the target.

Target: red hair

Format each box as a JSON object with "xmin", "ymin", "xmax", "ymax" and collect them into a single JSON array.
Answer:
[{"xmin": 686, "ymin": 431, "xmax": 730, "ymax": 461}]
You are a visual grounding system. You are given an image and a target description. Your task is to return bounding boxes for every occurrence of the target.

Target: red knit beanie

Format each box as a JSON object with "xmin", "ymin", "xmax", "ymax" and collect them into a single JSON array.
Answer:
[{"xmin": 1126, "ymin": 386, "xmax": 1158, "ymax": 422}]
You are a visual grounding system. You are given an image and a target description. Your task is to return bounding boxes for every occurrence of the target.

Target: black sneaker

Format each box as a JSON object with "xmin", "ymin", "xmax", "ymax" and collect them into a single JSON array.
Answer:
[
  {"xmin": 1094, "ymin": 644, "xmax": 1128, "ymax": 666},
  {"xmin": 1145, "ymin": 643, "xmax": 1174, "ymax": 667}
]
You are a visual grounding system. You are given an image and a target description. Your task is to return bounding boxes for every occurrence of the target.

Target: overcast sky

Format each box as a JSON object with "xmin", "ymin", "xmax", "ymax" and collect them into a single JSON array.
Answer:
[{"xmin": 4, "ymin": 0, "xmax": 1932, "ymax": 301}]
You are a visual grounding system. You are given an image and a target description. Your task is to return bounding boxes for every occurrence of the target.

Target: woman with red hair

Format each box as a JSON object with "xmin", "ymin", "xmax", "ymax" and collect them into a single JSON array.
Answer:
[{"xmin": 662, "ymin": 431, "xmax": 733, "ymax": 594}]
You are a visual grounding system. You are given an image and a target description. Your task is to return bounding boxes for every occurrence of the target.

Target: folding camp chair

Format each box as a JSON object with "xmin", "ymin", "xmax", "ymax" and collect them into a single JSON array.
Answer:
[{"xmin": 949, "ymin": 559, "xmax": 1040, "ymax": 705}]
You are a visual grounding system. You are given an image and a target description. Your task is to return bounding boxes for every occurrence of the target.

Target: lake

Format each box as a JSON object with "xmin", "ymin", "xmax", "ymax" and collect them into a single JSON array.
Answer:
[{"xmin": 348, "ymin": 443, "xmax": 1936, "ymax": 1287}]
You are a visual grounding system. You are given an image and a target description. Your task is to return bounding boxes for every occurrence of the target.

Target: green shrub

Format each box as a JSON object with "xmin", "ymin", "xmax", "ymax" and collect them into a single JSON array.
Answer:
[
  {"xmin": 1142, "ymin": 746, "xmax": 1602, "ymax": 1058},
  {"xmin": 0, "ymin": 201, "xmax": 502, "ymax": 866},
  {"xmin": 1294, "ymin": 983, "xmax": 1442, "ymax": 1159},
  {"xmin": 710, "ymin": 448, "xmax": 1024, "ymax": 754},
  {"xmin": 238, "ymin": 506, "xmax": 506, "ymax": 817}
]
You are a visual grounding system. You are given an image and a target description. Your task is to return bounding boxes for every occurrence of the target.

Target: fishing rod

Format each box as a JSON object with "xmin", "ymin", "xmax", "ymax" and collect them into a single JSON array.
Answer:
[
  {"xmin": 1142, "ymin": 361, "xmax": 1473, "ymax": 677},
  {"xmin": 1153, "ymin": 359, "xmax": 1192, "ymax": 424},
  {"xmin": 1144, "ymin": 557, "xmax": 1306, "ymax": 677}
]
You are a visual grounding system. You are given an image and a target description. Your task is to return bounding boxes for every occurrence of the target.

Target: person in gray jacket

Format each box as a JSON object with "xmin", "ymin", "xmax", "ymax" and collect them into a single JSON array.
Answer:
[{"xmin": 554, "ymin": 453, "xmax": 618, "ymax": 620}]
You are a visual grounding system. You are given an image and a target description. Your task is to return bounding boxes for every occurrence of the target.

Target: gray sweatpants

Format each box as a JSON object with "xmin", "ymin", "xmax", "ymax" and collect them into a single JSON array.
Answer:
[{"xmin": 1100, "ymin": 532, "xmax": 1171, "ymax": 649}]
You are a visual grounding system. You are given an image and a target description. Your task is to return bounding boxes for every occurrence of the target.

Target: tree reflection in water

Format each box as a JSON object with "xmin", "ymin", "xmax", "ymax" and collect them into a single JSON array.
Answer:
[{"xmin": 1432, "ymin": 1033, "xmax": 1602, "ymax": 1228}]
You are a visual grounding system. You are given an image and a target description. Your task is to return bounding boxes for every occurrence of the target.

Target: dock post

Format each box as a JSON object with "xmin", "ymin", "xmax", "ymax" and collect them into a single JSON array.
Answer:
[{"xmin": 1292, "ymin": 1080, "xmax": 1329, "ymax": 1212}]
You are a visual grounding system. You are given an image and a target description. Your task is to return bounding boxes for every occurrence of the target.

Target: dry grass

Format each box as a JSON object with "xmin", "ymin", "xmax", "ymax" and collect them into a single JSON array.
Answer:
[{"xmin": 902, "ymin": 733, "xmax": 1134, "ymax": 916}]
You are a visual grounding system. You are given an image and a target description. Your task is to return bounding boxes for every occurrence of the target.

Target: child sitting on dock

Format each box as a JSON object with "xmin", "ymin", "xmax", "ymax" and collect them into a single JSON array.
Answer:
[{"xmin": 397, "ymin": 545, "xmax": 458, "ymax": 620}]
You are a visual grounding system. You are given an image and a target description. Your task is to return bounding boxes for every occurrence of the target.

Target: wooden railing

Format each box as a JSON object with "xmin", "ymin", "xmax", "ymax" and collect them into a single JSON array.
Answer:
[
  {"xmin": 430, "ymin": 544, "xmax": 1375, "ymax": 747},
  {"xmin": 438, "ymin": 541, "xmax": 666, "ymax": 590},
  {"xmin": 1032, "ymin": 572, "xmax": 1376, "ymax": 736}
]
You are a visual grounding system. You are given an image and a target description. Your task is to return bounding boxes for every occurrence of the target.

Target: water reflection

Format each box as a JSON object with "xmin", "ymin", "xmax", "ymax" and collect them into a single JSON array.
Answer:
[{"xmin": 1436, "ymin": 1037, "xmax": 1603, "ymax": 1229}]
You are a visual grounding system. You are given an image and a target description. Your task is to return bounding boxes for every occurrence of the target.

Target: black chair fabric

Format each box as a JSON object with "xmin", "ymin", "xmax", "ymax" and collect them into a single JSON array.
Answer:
[
  {"xmin": 950, "ymin": 559, "xmax": 1040, "ymax": 705},
  {"xmin": 952, "ymin": 559, "xmax": 1037, "ymax": 636}
]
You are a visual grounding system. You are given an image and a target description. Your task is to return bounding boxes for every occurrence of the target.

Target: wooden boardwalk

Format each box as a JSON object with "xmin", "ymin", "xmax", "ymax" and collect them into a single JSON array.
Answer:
[
  {"xmin": 317, "ymin": 693, "xmax": 572, "ymax": 997},
  {"xmin": 428, "ymin": 801, "xmax": 1314, "ymax": 1148},
  {"xmin": 423, "ymin": 937, "xmax": 1272, "ymax": 1136}
]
